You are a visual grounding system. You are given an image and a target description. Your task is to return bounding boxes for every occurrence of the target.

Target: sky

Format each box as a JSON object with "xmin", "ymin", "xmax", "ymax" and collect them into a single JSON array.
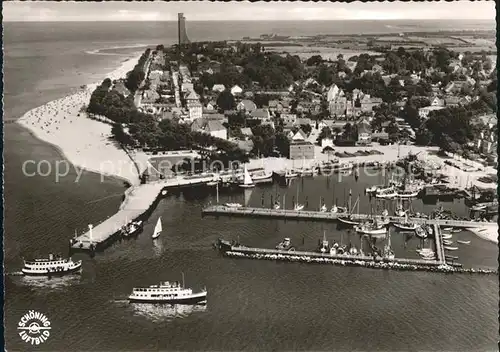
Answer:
[{"xmin": 3, "ymin": 1, "xmax": 496, "ymax": 22}]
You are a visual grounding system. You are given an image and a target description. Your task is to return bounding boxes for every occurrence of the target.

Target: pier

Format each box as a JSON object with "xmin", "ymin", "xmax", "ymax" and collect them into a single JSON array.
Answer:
[
  {"xmin": 221, "ymin": 245, "xmax": 442, "ymax": 266},
  {"xmin": 434, "ymin": 224, "xmax": 446, "ymax": 264},
  {"xmin": 71, "ymin": 174, "xmax": 219, "ymax": 252},
  {"xmin": 202, "ymin": 205, "xmax": 497, "ymax": 229}
]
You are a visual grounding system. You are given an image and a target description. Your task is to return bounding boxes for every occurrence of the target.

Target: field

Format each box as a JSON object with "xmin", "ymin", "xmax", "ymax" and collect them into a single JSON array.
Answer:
[{"xmin": 267, "ymin": 45, "xmax": 379, "ymax": 60}]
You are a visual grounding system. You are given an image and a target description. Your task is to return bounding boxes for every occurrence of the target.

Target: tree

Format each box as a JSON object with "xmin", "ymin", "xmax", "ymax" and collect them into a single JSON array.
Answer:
[
  {"xmin": 216, "ymin": 90, "xmax": 236, "ymax": 112},
  {"xmin": 306, "ymin": 55, "xmax": 323, "ymax": 66},
  {"xmin": 300, "ymin": 124, "xmax": 312, "ymax": 136}
]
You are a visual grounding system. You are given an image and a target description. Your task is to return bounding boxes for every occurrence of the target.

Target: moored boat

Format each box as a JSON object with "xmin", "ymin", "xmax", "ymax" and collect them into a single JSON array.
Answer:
[
  {"xmin": 457, "ymin": 240, "xmax": 470, "ymax": 245},
  {"xmin": 276, "ymin": 238, "xmax": 295, "ymax": 251},
  {"xmin": 224, "ymin": 203, "xmax": 242, "ymax": 208},
  {"xmin": 444, "ymin": 246, "xmax": 459, "ymax": 251},
  {"xmin": 122, "ymin": 220, "xmax": 143, "ymax": 238},
  {"xmin": 239, "ymin": 165, "xmax": 256, "ymax": 188},
  {"xmin": 294, "ymin": 203, "xmax": 305, "ymax": 211},
  {"xmin": 393, "ymin": 222, "xmax": 419, "ymax": 231},
  {"xmin": 415, "ymin": 226, "xmax": 427, "ymax": 239},
  {"xmin": 22, "ymin": 254, "xmax": 82, "ymax": 276},
  {"xmin": 331, "ymin": 205, "xmax": 347, "ymax": 214}
]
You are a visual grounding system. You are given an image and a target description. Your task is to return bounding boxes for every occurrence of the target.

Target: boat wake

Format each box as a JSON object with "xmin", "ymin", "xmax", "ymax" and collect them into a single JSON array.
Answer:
[
  {"xmin": 15, "ymin": 274, "xmax": 81, "ymax": 290},
  {"xmin": 129, "ymin": 303, "xmax": 208, "ymax": 322}
]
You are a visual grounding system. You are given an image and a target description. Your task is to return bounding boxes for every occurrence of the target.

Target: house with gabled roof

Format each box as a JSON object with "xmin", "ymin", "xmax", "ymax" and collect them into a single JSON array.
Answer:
[
  {"xmin": 237, "ymin": 99, "xmax": 257, "ymax": 112},
  {"xmin": 191, "ymin": 118, "xmax": 227, "ymax": 140}
]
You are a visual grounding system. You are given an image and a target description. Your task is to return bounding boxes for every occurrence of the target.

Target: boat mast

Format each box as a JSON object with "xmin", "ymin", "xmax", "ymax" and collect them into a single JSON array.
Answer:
[
  {"xmin": 182, "ymin": 272, "xmax": 185, "ymax": 288},
  {"xmin": 216, "ymin": 174, "xmax": 219, "ymax": 204},
  {"xmin": 348, "ymin": 189, "xmax": 352, "ymax": 214}
]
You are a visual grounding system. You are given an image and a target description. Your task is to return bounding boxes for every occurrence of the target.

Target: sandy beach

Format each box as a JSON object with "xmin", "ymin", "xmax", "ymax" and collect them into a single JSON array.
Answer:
[{"xmin": 17, "ymin": 54, "xmax": 143, "ymax": 186}]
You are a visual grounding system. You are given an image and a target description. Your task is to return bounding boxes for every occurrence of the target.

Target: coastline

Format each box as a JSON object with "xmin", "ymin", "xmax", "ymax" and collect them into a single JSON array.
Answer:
[
  {"xmin": 17, "ymin": 54, "xmax": 144, "ymax": 186},
  {"xmin": 14, "ymin": 49, "xmax": 497, "ymax": 244}
]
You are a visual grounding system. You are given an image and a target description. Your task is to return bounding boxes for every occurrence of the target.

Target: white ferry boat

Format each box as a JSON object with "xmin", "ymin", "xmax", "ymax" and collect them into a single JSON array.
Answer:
[
  {"xmin": 128, "ymin": 279, "xmax": 207, "ymax": 304},
  {"xmin": 22, "ymin": 254, "xmax": 82, "ymax": 276}
]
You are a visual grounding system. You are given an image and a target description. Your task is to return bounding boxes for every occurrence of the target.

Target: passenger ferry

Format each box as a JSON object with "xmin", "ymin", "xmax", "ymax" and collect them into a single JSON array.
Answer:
[
  {"xmin": 22, "ymin": 254, "xmax": 82, "ymax": 276},
  {"xmin": 128, "ymin": 278, "xmax": 207, "ymax": 304}
]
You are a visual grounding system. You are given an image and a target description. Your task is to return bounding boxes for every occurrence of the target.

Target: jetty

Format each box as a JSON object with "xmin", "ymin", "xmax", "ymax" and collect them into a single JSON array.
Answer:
[
  {"xmin": 71, "ymin": 174, "xmax": 219, "ymax": 252},
  {"xmin": 221, "ymin": 250, "xmax": 497, "ymax": 275},
  {"xmin": 202, "ymin": 205, "xmax": 497, "ymax": 229}
]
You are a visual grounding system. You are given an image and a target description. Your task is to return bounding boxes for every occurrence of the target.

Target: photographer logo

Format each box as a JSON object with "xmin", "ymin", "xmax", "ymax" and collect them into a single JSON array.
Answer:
[{"xmin": 18, "ymin": 310, "xmax": 51, "ymax": 345}]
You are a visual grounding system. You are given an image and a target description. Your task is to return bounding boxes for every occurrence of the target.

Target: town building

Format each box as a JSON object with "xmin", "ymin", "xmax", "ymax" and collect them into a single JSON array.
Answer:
[
  {"xmin": 191, "ymin": 118, "xmax": 227, "ymax": 140},
  {"xmin": 212, "ymin": 84, "xmax": 225, "ymax": 93},
  {"xmin": 326, "ymin": 84, "xmax": 342, "ymax": 102},
  {"xmin": 281, "ymin": 113, "xmax": 297, "ymax": 125},
  {"xmin": 231, "ymin": 85, "xmax": 243, "ymax": 95},
  {"xmin": 289, "ymin": 141, "xmax": 315, "ymax": 160},
  {"xmin": 418, "ymin": 106, "xmax": 445, "ymax": 119},
  {"xmin": 237, "ymin": 99, "xmax": 258, "ymax": 112},
  {"xmin": 357, "ymin": 118, "xmax": 372, "ymax": 145},
  {"xmin": 187, "ymin": 101, "xmax": 202, "ymax": 121}
]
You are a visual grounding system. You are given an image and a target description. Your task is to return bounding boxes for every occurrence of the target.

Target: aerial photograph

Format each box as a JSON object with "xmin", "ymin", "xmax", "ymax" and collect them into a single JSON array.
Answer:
[{"xmin": 3, "ymin": 1, "xmax": 498, "ymax": 351}]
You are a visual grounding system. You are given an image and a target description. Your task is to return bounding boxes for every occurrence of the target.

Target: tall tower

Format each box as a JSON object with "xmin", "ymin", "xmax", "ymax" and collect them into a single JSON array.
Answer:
[{"xmin": 178, "ymin": 13, "xmax": 190, "ymax": 46}]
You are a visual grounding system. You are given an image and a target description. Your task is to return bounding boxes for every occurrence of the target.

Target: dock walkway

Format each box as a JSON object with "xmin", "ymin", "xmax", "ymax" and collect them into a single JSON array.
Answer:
[
  {"xmin": 72, "ymin": 174, "xmax": 219, "ymax": 251},
  {"xmin": 203, "ymin": 205, "xmax": 497, "ymax": 229}
]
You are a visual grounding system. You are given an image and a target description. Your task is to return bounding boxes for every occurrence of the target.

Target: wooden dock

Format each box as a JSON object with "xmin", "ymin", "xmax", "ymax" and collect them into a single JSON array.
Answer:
[
  {"xmin": 434, "ymin": 224, "xmax": 446, "ymax": 264},
  {"xmin": 202, "ymin": 205, "xmax": 497, "ymax": 229}
]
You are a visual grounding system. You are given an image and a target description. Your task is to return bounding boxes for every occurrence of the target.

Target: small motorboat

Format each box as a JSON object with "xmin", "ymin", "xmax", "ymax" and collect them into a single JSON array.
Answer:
[
  {"xmin": 442, "ymin": 234, "xmax": 453, "ymax": 240},
  {"xmin": 457, "ymin": 240, "xmax": 471, "ymax": 245},
  {"xmin": 444, "ymin": 246, "xmax": 458, "ymax": 251},
  {"xmin": 276, "ymin": 238, "xmax": 295, "ymax": 251},
  {"xmin": 224, "ymin": 203, "xmax": 242, "ymax": 208},
  {"xmin": 331, "ymin": 205, "xmax": 347, "ymax": 214},
  {"xmin": 442, "ymin": 227, "xmax": 453, "ymax": 231},
  {"xmin": 443, "ymin": 239, "xmax": 453, "ymax": 246},
  {"xmin": 392, "ymin": 222, "xmax": 419, "ymax": 231},
  {"xmin": 451, "ymin": 228, "xmax": 462, "ymax": 233}
]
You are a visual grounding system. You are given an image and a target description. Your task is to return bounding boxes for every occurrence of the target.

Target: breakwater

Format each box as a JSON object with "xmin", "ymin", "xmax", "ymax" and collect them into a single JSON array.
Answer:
[{"xmin": 223, "ymin": 251, "xmax": 497, "ymax": 275}]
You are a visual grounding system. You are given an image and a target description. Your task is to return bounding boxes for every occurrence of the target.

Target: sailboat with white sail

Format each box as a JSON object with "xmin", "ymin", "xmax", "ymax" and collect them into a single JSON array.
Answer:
[
  {"xmin": 294, "ymin": 181, "xmax": 304, "ymax": 211},
  {"xmin": 239, "ymin": 165, "xmax": 255, "ymax": 188},
  {"xmin": 152, "ymin": 217, "xmax": 162, "ymax": 239}
]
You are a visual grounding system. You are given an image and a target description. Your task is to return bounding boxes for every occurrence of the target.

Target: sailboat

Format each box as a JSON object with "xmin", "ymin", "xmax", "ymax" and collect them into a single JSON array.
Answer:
[
  {"xmin": 393, "ymin": 213, "xmax": 419, "ymax": 231},
  {"xmin": 152, "ymin": 217, "xmax": 162, "ymax": 239},
  {"xmin": 239, "ymin": 165, "xmax": 255, "ymax": 189},
  {"xmin": 337, "ymin": 191, "xmax": 361, "ymax": 226},
  {"xmin": 384, "ymin": 227, "xmax": 395, "ymax": 259},
  {"xmin": 293, "ymin": 181, "xmax": 304, "ymax": 211}
]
